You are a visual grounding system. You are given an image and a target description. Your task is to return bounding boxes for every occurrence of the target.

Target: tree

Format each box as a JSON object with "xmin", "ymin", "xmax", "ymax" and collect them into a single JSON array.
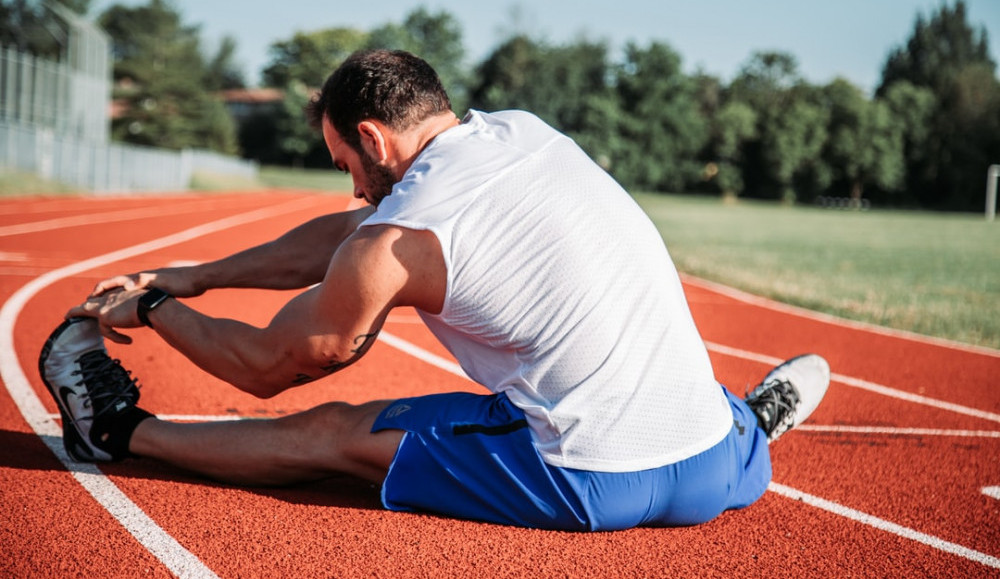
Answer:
[
  {"xmin": 761, "ymin": 96, "xmax": 828, "ymax": 203},
  {"xmin": 820, "ymin": 78, "xmax": 905, "ymax": 203},
  {"xmin": 708, "ymin": 100, "xmax": 757, "ymax": 197},
  {"xmin": 470, "ymin": 35, "xmax": 542, "ymax": 111},
  {"xmin": 929, "ymin": 63, "xmax": 1000, "ymax": 210},
  {"xmin": 261, "ymin": 27, "xmax": 367, "ymax": 89},
  {"xmin": 877, "ymin": 0, "xmax": 994, "ymax": 97},
  {"xmin": 99, "ymin": 0, "xmax": 238, "ymax": 154},
  {"xmin": 874, "ymin": 81, "xmax": 936, "ymax": 207},
  {"xmin": 203, "ymin": 35, "xmax": 245, "ymax": 91},
  {"xmin": 728, "ymin": 51, "xmax": 801, "ymax": 110},
  {"xmin": 877, "ymin": 0, "xmax": 1000, "ymax": 210},
  {"xmin": 729, "ymin": 51, "xmax": 828, "ymax": 202},
  {"xmin": 0, "ymin": 0, "xmax": 93, "ymax": 58},
  {"xmin": 471, "ymin": 36, "xmax": 613, "ymax": 133},
  {"xmin": 611, "ymin": 41, "xmax": 709, "ymax": 193},
  {"xmin": 276, "ymin": 80, "xmax": 322, "ymax": 166}
]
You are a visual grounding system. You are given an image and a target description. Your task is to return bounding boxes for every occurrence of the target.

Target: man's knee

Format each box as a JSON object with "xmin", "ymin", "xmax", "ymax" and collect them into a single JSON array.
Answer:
[{"xmin": 275, "ymin": 400, "xmax": 400, "ymax": 482}]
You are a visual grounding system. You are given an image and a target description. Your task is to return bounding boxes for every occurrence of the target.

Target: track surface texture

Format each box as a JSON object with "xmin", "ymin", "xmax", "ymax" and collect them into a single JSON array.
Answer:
[{"xmin": 2, "ymin": 191, "xmax": 998, "ymax": 578}]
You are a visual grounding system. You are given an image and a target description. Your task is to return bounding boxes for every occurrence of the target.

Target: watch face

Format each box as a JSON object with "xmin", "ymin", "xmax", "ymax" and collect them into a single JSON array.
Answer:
[
  {"xmin": 138, "ymin": 288, "xmax": 171, "ymax": 327},
  {"xmin": 141, "ymin": 288, "xmax": 166, "ymax": 307}
]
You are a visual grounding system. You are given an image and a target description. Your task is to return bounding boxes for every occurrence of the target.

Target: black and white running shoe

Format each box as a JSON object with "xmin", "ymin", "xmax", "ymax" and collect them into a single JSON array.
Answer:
[
  {"xmin": 744, "ymin": 354, "xmax": 830, "ymax": 443},
  {"xmin": 38, "ymin": 317, "xmax": 148, "ymax": 461}
]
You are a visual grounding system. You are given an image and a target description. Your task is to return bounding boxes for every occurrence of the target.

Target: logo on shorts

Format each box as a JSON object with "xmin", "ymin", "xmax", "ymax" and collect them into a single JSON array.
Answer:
[{"xmin": 384, "ymin": 404, "xmax": 412, "ymax": 419}]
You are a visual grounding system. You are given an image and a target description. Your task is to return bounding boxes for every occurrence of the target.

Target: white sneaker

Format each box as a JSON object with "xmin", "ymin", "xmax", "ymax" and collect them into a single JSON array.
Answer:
[
  {"xmin": 38, "ymin": 317, "xmax": 145, "ymax": 461},
  {"xmin": 744, "ymin": 354, "xmax": 830, "ymax": 443}
]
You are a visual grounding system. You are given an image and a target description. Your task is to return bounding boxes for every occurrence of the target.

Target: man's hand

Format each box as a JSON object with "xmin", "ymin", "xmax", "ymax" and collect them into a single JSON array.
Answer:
[
  {"xmin": 68, "ymin": 287, "xmax": 148, "ymax": 344},
  {"xmin": 91, "ymin": 267, "xmax": 203, "ymax": 299}
]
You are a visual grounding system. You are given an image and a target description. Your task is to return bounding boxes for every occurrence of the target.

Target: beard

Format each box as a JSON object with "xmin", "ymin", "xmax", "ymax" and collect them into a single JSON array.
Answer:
[{"xmin": 360, "ymin": 151, "xmax": 398, "ymax": 207}]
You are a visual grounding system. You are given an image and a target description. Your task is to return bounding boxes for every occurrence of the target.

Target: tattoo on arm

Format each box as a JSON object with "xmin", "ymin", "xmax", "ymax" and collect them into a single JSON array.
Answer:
[
  {"xmin": 350, "ymin": 332, "xmax": 378, "ymax": 354},
  {"xmin": 319, "ymin": 332, "xmax": 377, "ymax": 373},
  {"xmin": 291, "ymin": 332, "xmax": 379, "ymax": 386},
  {"xmin": 319, "ymin": 359, "xmax": 349, "ymax": 374}
]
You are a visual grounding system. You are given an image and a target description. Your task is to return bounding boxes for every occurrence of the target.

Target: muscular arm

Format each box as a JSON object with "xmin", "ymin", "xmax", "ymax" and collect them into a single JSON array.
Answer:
[
  {"xmin": 192, "ymin": 207, "xmax": 376, "ymax": 291},
  {"xmin": 93, "ymin": 206, "xmax": 375, "ymax": 297},
  {"xmin": 96, "ymin": 224, "xmax": 445, "ymax": 398}
]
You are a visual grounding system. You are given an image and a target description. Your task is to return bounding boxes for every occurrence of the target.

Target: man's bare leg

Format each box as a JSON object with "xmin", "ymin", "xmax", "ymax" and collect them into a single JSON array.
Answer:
[{"xmin": 128, "ymin": 400, "xmax": 404, "ymax": 486}]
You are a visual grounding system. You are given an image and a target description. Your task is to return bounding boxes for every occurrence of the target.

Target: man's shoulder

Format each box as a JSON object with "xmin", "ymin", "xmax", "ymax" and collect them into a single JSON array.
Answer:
[
  {"xmin": 337, "ymin": 223, "xmax": 444, "ymax": 312},
  {"xmin": 348, "ymin": 223, "xmax": 441, "ymax": 262},
  {"xmin": 465, "ymin": 109, "xmax": 557, "ymax": 137}
]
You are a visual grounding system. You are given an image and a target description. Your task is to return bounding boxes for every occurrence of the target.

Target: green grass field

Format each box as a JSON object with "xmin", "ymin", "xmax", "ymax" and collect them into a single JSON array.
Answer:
[
  {"xmin": 634, "ymin": 192, "xmax": 1000, "ymax": 350},
  {"xmin": 0, "ymin": 169, "xmax": 82, "ymax": 196},
  {"xmin": 258, "ymin": 166, "xmax": 353, "ymax": 193}
]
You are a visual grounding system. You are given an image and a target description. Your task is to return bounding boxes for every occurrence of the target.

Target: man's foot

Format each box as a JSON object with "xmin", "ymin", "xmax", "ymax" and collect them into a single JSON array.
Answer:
[
  {"xmin": 744, "ymin": 354, "xmax": 830, "ymax": 443},
  {"xmin": 38, "ymin": 317, "xmax": 152, "ymax": 462}
]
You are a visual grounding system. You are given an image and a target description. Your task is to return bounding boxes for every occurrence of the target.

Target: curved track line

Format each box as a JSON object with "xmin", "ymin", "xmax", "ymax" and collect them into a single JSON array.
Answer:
[
  {"xmin": 682, "ymin": 274, "xmax": 1000, "ymax": 358},
  {"xmin": 0, "ymin": 195, "xmax": 325, "ymax": 578},
  {"xmin": 705, "ymin": 341, "xmax": 1000, "ymax": 424},
  {"xmin": 769, "ymin": 482, "xmax": 1000, "ymax": 570}
]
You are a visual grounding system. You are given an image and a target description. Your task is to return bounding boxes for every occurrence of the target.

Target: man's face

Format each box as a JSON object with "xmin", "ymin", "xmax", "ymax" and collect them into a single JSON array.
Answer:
[{"xmin": 322, "ymin": 117, "xmax": 398, "ymax": 207}]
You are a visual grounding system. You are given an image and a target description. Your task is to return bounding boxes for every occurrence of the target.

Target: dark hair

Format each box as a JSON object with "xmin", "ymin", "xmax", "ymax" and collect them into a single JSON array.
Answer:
[{"xmin": 306, "ymin": 49, "xmax": 452, "ymax": 152}]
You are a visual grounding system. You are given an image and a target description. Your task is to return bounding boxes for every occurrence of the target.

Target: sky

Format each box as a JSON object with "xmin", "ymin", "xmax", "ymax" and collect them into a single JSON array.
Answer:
[{"xmin": 90, "ymin": 0, "xmax": 999, "ymax": 94}]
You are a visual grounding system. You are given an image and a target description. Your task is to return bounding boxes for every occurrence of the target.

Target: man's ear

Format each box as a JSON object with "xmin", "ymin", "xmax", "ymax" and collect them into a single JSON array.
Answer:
[{"xmin": 357, "ymin": 121, "xmax": 389, "ymax": 162}]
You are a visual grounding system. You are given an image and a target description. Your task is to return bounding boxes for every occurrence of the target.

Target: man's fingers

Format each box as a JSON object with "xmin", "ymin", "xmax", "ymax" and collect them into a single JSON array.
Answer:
[
  {"xmin": 91, "ymin": 275, "xmax": 141, "ymax": 297},
  {"xmin": 101, "ymin": 323, "xmax": 133, "ymax": 345},
  {"xmin": 65, "ymin": 303, "xmax": 93, "ymax": 320}
]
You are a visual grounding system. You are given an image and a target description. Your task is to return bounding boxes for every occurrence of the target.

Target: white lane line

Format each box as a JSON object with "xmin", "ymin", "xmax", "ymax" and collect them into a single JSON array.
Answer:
[
  {"xmin": 796, "ymin": 425, "xmax": 1000, "ymax": 438},
  {"xmin": 0, "ymin": 194, "xmax": 326, "ymax": 578},
  {"xmin": 683, "ymin": 274, "xmax": 1000, "ymax": 358},
  {"xmin": 47, "ymin": 413, "xmax": 245, "ymax": 422},
  {"xmin": 983, "ymin": 487, "xmax": 1000, "ymax": 501},
  {"xmin": 769, "ymin": 482, "xmax": 1000, "ymax": 570},
  {"xmin": 0, "ymin": 197, "xmax": 252, "ymax": 237},
  {"xmin": 378, "ymin": 331, "xmax": 469, "ymax": 379},
  {"xmin": 705, "ymin": 341, "xmax": 1000, "ymax": 424}
]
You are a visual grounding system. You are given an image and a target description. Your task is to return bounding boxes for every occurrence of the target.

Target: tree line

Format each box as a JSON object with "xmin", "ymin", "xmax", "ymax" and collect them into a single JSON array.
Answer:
[{"xmin": 3, "ymin": 0, "xmax": 997, "ymax": 211}]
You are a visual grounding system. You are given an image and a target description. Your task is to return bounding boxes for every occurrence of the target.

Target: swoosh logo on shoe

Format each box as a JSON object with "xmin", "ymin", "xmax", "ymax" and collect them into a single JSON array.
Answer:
[
  {"xmin": 58, "ymin": 386, "xmax": 75, "ymax": 413},
  {"xmin": 58, "ymin": 386, "xmax": 97, "ymax": 461},
  {"xmin": 57, "ymin": 386, "xmax": 88, "ymax": 421}
]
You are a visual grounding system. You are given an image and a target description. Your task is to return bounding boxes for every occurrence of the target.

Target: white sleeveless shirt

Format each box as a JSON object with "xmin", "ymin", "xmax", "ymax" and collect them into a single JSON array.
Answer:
[{"xmin": 362, "ymin": 110, "xmax": 733, "ymax": 472}]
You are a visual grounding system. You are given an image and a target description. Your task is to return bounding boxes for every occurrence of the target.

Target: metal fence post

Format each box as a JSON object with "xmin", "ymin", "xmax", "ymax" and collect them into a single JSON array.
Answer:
[{"xmin": 987, "ymin": 164, "xmax": 999, "ymax": 222}]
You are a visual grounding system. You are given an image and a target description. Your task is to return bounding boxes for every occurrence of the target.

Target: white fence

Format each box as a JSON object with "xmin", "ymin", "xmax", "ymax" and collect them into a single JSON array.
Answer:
[
  {"xmin": 1, "ymin": 27, "xmax": 258, "ymax": 194},
  {"xmin": 1, "ymin": 120, "xmax": 258, "ymax": 193},
  {"xmin": 1, "ymin": 42, "xmax": 109, "ymax": 143}
]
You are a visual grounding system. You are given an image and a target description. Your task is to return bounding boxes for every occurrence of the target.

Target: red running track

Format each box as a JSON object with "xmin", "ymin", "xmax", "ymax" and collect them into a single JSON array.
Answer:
[{"xmin": 1, "ymin": 191, "xmax": 998, "ymax": 578}]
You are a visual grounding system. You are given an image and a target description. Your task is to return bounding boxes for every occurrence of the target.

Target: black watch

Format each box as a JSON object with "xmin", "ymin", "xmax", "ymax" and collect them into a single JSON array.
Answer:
[{"xmin": 137, "ymin": 287, "xmax": 172, "ymax": 328}]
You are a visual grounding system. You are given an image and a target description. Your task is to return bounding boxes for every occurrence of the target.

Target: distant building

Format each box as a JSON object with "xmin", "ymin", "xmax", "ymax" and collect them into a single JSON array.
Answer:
[{"xmin": 219, "ymin": 88, "xmax": 284, "ymax": 123}]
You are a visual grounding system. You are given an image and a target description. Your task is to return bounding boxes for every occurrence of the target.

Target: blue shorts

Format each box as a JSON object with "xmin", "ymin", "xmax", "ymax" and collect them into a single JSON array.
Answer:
[{"xmin": 372, "ymin": 387, "xmax": 771, "ymax": 531}]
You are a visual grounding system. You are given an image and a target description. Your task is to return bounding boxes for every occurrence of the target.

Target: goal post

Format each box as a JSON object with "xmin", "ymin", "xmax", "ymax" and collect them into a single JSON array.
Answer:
[{"xmin": 988, "ymin": 164, "xmax": 999, "ymax": 222}]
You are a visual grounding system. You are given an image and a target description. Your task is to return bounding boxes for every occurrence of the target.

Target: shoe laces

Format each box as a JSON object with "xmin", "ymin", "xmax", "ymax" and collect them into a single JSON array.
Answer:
[
  {"xmin": 746, "ymin": 378, "xmax": 800, "ymax": 441},
  {"xmin": 71, "ymin": 350, "xmax": 140, "ymax": 418}
]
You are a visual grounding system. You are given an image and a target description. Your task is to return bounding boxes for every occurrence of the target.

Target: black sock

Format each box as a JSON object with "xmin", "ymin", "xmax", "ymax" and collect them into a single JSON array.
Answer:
[{"xmin": 91, "ymin": 406, "xmax": 155, "ymax": 461}]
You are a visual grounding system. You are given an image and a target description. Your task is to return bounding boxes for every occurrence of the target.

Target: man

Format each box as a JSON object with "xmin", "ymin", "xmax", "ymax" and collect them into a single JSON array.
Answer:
[{"xmin": 39, "ymin": 50, "xmax": 829, "ymax": 530}]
